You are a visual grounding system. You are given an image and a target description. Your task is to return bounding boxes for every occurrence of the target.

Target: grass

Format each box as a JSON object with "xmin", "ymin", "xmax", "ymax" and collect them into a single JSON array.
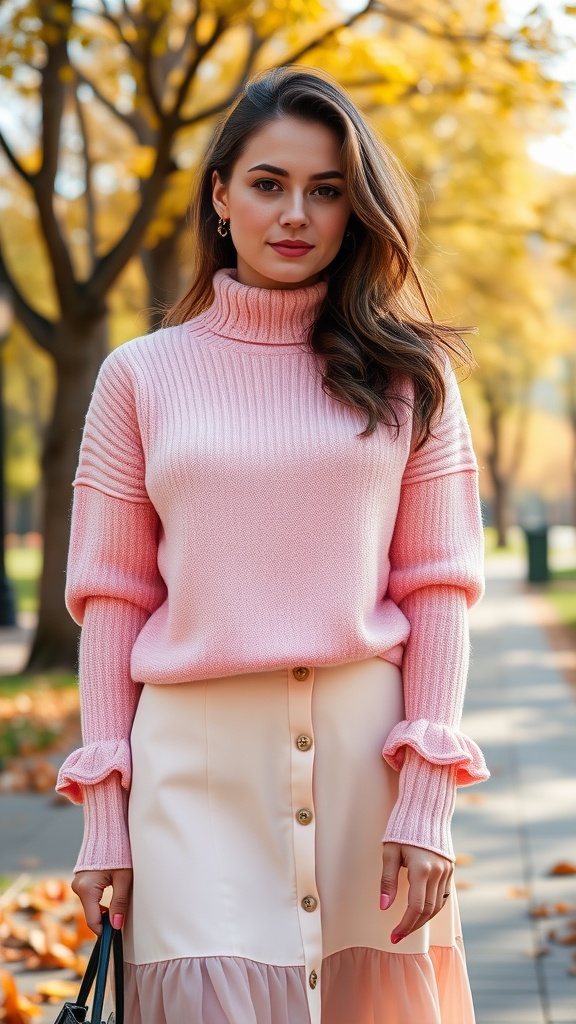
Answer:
[
  {"xmin": 0, "ymin": 674, "xmax": 77, "ymax": 697},
  {"xmin": 483, "ymin": 526, "xmax": 525, "ymax": 557},
  {"xmin": 1, "ymin": 547, "xmax": 77, "ymax": 712},
  {"xmin": 547, "ymin": 590, "xmax": 576, "ymax": 633},
  {"xmin": 551, "ymin": 567, "xmax": 576, "ymax": 581}
]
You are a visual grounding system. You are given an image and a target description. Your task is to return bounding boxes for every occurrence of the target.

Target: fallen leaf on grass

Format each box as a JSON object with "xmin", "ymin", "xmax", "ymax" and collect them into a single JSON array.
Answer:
[
  {"xmin": 0, "ymin": 949, "xmax": 29, "ymax": 964},
  {"xmin": 35, "ymin": 979, "xmax": 79, "ymax": 1003},
  {"xmin": 0, "ymin": 971, "xmax": 42, "ymax": 1022},
  {"xmin": 15, "ymin": 879, "xmax": 76, "ymax": 921},
  {"xmin": 0, "ymin": 881, "xmax": 89, "ymax": 980},
  {"xmin": 549, "ymin": 861, "xmax": 576, "ymax": 876},
  {"xmin": 24, "ymin": 941, "xmax": 87, "ymax": 974},
  {"xmin": 34, "ymin": 978, "xmax": 78, "ymax": 1003}
]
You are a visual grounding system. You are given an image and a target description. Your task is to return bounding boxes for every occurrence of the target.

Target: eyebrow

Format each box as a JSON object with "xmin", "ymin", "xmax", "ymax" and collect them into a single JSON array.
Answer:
[{"xmin": 247, "ymin": 163, "xmax": 344, "ymax": 181}]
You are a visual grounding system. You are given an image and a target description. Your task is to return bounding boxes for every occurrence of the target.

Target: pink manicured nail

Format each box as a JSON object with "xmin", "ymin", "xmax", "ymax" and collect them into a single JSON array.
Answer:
[
  {"xmin": 112, "ymin": 914, "xmax": 124, "ymax": 930},
  {"xmin": 391, "ymin": 932, "xmax": 405, "ymax": 944},
  {"xmin": 380, "ymin": 894, "xmax": 392, "ymax": 911}
]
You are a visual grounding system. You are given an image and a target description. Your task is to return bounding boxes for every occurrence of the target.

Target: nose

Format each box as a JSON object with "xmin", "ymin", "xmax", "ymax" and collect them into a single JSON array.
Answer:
[{"xmin": 280, "ymin": 191, "xmax": 309, "ymax": 228}]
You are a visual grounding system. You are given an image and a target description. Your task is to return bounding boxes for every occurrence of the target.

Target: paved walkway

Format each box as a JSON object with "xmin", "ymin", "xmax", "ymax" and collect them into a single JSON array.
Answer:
[
  {"xmin": 0, "ymin": 549, "xmax": 575, "ymax": 1022},
  {"xmin": 454, "ymin": 554, "xmax": 576, "ymax": 1024}
]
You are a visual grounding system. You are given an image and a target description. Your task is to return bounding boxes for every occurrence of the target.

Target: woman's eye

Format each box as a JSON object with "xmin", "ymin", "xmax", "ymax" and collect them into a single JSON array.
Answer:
[
  {"xmin": 253, "ymin": 178, "xmax": 281, "ymax": 192},
  {"xmin": 313, "ymin": 185, "xmax": 341, "ymax": 198}
]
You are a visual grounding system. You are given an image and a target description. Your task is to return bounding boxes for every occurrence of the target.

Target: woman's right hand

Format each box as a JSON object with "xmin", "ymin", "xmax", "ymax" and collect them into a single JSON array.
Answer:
[{"xmin": 72, "ymin": 869, "xmax": 133, "ymax": 935}]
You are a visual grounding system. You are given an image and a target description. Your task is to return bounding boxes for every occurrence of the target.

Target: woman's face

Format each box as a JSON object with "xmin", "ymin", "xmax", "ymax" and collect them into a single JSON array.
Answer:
[{"xmin": 212, "ymin": 116, "xmax": 352, "ymax": 290}]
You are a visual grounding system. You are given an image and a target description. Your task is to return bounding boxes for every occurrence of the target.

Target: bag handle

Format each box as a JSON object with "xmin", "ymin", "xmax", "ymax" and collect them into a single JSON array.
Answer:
[{"xmin": 77, "ymin": 909, "xmax": 124, "ymax": 1024}]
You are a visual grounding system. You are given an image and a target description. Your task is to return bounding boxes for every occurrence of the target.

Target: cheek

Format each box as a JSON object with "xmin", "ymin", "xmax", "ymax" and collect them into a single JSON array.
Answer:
[
  {"xmin": 321, "ymin": 207, "xmax": 351, "ymax": 246},
  {"xmin": 230, "ymin": 192, "xmax": 270, "ymax": 235}
]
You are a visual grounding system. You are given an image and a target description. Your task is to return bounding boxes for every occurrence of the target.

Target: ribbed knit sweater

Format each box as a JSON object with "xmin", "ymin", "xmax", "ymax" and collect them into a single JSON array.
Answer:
[{"xmin": 56, "ymin": 268, "xmax": 489, "ymax": 871}]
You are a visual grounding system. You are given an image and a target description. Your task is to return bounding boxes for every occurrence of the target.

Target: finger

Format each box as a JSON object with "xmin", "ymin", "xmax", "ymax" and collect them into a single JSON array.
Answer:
[
  {"xmin": 72, "ymin": 872, "xmax": 110, "ymax": 935},
  {"xmin": 434, "ymin": 865, "xmax": 454, "ymax": 919},
  {"xmin": 391, "ymin": 870, "xmax": 432, "ymax": 941},
  {"xmin": 391, "ymin": 854, "xmax": 446, "ymax": 941},
  {"xmin": 431, "ymin": 867, "xmax": 453, "ymax": 920},
  {"xmin": 108, "ymin": 869, "xmax": 133, "ymax": 930},
  {"xmin": 393, "ymin": 861, "xmax": 451, "ymax": 940},
  {"xmin": 380, "ymin": 842, "xmax": 402, "ymax": 911}
]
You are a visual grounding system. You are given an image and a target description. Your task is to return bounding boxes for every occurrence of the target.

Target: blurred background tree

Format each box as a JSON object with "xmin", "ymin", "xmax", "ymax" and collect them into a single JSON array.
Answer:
[{"xmin": 0, "ymin": 0, "xmax": 573, "ymax": 667}]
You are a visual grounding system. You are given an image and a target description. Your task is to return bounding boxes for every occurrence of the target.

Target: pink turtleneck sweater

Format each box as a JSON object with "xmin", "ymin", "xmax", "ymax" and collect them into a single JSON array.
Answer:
[{"xmin": 56, "ymin": 268, "xmax": 489, "ymax": 871}]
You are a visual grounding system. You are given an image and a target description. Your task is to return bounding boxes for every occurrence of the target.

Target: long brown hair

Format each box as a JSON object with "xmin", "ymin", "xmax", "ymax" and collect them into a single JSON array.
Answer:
[{"xmin": 164, "ymin": 66, "xmax": 475, "ymax": 448}]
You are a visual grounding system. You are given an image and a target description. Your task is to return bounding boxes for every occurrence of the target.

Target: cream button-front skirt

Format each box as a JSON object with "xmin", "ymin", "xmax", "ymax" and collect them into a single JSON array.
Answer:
[{"xmin": 123, "ymin": 658, "xmax": 475, "ymax": 1024}]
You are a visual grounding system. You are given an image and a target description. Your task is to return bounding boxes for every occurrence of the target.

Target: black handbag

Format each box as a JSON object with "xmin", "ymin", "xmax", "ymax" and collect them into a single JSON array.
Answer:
[{"xmin": 53, "ymin": 909, "xmax": 124, "ymax": 1024}]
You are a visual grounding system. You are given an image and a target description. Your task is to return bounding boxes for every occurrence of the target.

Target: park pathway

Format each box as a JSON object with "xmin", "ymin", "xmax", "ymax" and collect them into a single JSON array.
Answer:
[{"xmin": 454, "ymin": 552, "xmax": 576, "ymax": 1024}]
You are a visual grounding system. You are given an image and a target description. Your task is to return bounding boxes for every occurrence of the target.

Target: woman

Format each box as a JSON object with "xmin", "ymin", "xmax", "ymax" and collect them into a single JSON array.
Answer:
[{"xmin": 57, "ymin": 66, "xmax": 489, "ymax": 1024}]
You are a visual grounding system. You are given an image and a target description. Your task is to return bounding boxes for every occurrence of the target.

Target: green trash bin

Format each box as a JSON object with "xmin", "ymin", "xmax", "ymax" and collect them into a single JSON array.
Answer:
[{"xmin": 524, "ymin": 526, "xmax": 549, "ymax": 583}]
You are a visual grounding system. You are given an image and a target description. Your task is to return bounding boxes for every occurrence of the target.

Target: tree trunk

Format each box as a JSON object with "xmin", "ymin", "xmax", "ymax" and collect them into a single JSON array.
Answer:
[
  {"xmin": 141, "ymin": 229, "xmax": 187, "ymax": 331},
  {"xmin": 26, "ymin": 312, "xmax": 108, "ymax": 671},
  {"xmin": 483, "ymin": 390, "xmax": 508, "ymax": 548},
  {"xmin": 492, "ymin": 473, "xmax": 508, "ymax": 548}
]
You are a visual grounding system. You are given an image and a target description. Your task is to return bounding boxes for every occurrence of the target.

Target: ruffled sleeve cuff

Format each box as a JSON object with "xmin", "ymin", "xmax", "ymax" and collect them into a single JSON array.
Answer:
[
  {"xmin": 56, "ymin": 739, "xmax": 132, "ymax": 805},
  {"xmin": 382, "ymin": 719, "xmax": 489, "ymax": 786}
]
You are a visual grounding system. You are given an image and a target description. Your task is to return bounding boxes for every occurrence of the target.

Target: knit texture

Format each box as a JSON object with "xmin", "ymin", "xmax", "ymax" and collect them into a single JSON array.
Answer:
[{"xmin": 56, "ymin": 268, "xmax": 488, "ymax": 869}]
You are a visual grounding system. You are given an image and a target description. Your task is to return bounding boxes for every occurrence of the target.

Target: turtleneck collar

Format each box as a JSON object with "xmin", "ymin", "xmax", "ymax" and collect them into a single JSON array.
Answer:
[{"xmin": 202, "ymin": 268, "xmax": 328, "ymax": 346}]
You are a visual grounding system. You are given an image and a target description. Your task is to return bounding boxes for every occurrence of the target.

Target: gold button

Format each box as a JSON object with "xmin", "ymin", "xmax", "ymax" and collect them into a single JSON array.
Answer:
[
  {"xmin": 296, "ymin": 807, "xmax": 313, "ymax": 825},
  {"xmin": 292, "ymin": 666, "xmax": 310, "ymax": 681},
  {"xmin": 301, "ymin": 895, "xmax": 318, "ymax": 912},
  {"xmin": 309, "ymin": 969, "xmax": 318, "ymax": 989},
  {"xmin": 296, "ymin": 734, "xmax": 312, "ymax": 751}
]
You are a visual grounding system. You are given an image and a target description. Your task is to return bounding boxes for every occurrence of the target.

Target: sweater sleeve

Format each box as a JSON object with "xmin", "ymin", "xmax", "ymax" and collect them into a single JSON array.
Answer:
[
  {"xmin": 381, "ymin": 354, "xmax": 489, "ymax": 862},
  {"xmin": 55, "ymin": 350, "xmax": 166, "ymax": 871}
]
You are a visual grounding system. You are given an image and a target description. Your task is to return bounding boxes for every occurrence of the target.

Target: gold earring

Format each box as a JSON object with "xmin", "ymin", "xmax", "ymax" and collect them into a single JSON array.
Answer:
[{"xmin": 217, "ymin": 217, "xmax": 230, "ymax": 238}]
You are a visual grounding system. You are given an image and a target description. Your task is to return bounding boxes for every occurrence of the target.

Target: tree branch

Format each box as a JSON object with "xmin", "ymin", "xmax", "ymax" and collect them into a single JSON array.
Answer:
[
  {"xmin": 281, "ymin": 0, "xmax": 373, "ymax": 64},
  {"xmin": 179, "ymin": 93, "xmax": 242, "ymax": 128},
  {"xmin": 0, "ymin": 244, "xmax": 55, "ymax": 353},
  {"xmin": 84, "ymin": 142, "xmax": 173, "ymax": 302},
  {"xmin": 33, "ymin": 15, "xmax": 77, "ymax": 306},
  {"xmin": 170, "ymin": 15, "xmax": 226, "ymax": 123},
  {"xmin": 370, "ymin": 1, "xmax": 494, "ymax": 45},
  {"xmin": 0, "ymin": 128, "xmax": 33, "ymax": 186},
  {"xmin": 74, "ymin": 86, "xmax": 97, "ymax": 271},
  {"xmin": 75, "ymin": 2, "xmax": 141, "ymax": 62},
  {"xmin": 75, "ymin": 67, "xmax": 144, "ymax": 138}
]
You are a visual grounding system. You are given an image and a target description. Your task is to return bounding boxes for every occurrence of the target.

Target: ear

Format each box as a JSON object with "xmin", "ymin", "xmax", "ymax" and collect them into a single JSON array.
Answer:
[{"xmin": 212, "ymin": 170, "xmax": 229, "ymax": 218}]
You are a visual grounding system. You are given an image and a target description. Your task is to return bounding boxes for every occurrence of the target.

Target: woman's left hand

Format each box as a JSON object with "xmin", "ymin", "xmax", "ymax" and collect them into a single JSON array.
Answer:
[{"xmin": 380, "ymin": 842, "xmax": 454, "ymax": 944}]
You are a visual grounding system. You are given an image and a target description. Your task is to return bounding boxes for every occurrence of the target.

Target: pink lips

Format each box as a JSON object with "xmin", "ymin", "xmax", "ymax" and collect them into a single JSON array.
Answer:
[{"xmin": 269, "ymin": 240, "xmax": 314, "ymax": 258}]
